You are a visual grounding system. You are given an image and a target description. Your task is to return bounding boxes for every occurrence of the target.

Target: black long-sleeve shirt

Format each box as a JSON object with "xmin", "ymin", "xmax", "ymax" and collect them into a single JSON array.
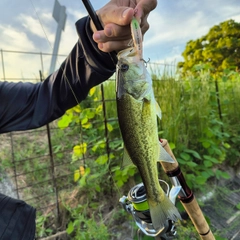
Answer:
[
  {"xmin": 0, "ymin": 16, "xmax": 115, "ymax": 134},
  {"xmin": 0, "ymin": 16, "xmax": 116, "ymax": 240}
]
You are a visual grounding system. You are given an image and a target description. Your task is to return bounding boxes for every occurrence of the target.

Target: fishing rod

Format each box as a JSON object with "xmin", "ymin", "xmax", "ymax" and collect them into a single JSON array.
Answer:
[
  {"xmin": 159, "ymin": 139, "xmax": 215, "ymax": 240},
  {"xmin": 81, "ymin": 0, "xmax": 215, "ymax": 239},
  {"xmin": 81, "ymin": 0, "xmax": 118, "ymax": 64},
  {"xmin": 120, "ymin": 139, "xmax": 215, "ymax": 239}
]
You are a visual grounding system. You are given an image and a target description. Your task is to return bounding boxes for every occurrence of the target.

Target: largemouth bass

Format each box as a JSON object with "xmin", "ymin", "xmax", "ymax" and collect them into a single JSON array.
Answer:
[{"xmin": 116, "ymin": 18, "xmax": 181, "ymax": 230}]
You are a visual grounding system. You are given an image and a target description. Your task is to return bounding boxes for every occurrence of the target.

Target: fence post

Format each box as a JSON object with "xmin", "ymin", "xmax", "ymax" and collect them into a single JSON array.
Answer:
[
  {"xmin": 10, "ymin": 133, "xmax": 20, "ymax": 199},
  {"xmin": 39, "ymin": 70, "xmax": 60, "ymax": 226},
  {"xmin": 1, "ymin": 49, "xmax": 6, "ymax": 80}
]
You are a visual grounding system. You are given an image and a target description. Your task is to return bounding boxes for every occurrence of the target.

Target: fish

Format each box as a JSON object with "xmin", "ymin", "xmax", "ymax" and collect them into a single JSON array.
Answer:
[{"xmin": 116, "ymin": 17, "xmax": 181, "ymax": 230}]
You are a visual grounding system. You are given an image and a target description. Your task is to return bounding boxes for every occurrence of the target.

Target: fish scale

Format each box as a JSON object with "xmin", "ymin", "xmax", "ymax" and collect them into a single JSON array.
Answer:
[{"xmin": 116, "ymin": 17, "xmax": 182, "ymax": 230}]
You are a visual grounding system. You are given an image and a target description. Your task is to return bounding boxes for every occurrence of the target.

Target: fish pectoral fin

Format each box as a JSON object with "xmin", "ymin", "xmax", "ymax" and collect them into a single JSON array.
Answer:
[
  {"xmin": 155, "ymin": 100, "xmax": 162, "ymax": 119},
  {"xmin": 121, "ymin": 146, "xmax": 134, "ymax": 168},
  {"xmin": 158, "ymin": 143, "xmax": 175, "ymax": 163},
  {"xmin": 169, "ymin": 186, "xmax": 182, "ymax": 205}
]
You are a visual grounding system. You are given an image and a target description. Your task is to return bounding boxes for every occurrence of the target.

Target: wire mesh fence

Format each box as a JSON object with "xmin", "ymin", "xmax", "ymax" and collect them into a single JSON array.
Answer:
[{"xmin": 1, "ymin": 49, "xmax": 240, "ymax": 239}]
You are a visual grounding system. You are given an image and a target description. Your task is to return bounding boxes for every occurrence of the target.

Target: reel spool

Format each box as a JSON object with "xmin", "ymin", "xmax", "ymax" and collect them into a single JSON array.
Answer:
[{"xmin": 120, "ymin": 181, "xmax": 177, "ymax": 239}]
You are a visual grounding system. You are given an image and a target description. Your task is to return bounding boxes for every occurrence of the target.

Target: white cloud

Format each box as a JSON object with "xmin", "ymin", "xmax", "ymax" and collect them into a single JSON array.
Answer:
[
  {"xmin": 1, "ymin": 0, "xmax": 239, "ymax": 79},
  {"xmin": 0, "ymin": 4, "xmax": 88, "ymax": 80},
  {"xmin": 57, "ymin": 8, "xmax": 87, "ymax": 55},
  {"xmin": 0, "ymin": 21, "xmax": 52, "ymax": 79},
  {"xmin": 67, "ymin": 8, "xmax": 86, "ymax": 21},
  {"xmin": 151, "ymin": 46, "xmax": 183, "ymax": 65},
  {"xmin": 0, "ymin": 25, "xmax": 35, "ymax": 51},
  {"xmin": 18, "ymin": 12, "xmax": 55, "ymax": 43},
  {"xmin": 144, "ymin": 11, "xmax": 207, "ymax": 48},
  {"xmin": 229, "ymin": 14, "xmax": 240, "ymax": 22},
  {"xmin": 145, "ymin": 0, "xmax": 240, "ymax": 46}
]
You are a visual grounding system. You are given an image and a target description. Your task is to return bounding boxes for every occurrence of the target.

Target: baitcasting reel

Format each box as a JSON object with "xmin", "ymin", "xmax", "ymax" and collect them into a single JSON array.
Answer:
[{"xmin": 119, "ymin": 180, "xmax": 180, "ymax": 239}]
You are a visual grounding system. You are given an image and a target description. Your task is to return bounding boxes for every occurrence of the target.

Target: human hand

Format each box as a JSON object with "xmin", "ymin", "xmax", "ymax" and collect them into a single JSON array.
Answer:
[{"xmin": 91, "ymin": 0, "xmax": 157, "ymax": 52}]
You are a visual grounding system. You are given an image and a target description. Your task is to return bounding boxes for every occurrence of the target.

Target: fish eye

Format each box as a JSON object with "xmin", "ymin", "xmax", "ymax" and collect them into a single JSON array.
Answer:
[{"xmin": 121, "ymin": 64, "xmax": 129, "ymax": 72}]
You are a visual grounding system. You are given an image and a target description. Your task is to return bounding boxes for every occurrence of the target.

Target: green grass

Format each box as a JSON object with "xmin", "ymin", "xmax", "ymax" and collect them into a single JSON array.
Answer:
[{"xmin": 1, "ymin": 66, "xmax": 240, "ymax": 238}]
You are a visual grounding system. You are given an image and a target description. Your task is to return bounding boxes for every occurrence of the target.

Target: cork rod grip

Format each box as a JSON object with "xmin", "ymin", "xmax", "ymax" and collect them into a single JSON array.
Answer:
[
  {"xmin": 181, "ymin": 198, "xmax": 215, "ymax": 239},
  {"xmin": 160, "ymin": 139, "xmax": 215, "ymax": 240}
]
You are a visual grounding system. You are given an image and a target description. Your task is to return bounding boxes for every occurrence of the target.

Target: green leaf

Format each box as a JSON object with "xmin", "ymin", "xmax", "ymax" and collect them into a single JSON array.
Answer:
[
  {"xmin": 79, "ymin": 168, "xmax": 90, "ymax": 187},
  {"xmin": 116, "ymin": 179, "xmax": 124, "ymax": 187},
  {"xmin": 177, "ymin": 158, "xmax": 186, "ymax": 164},
  {"xmin": 205, "ymin": 128, "xmax": 214, "ymax": 137},
  {"xmin": 128, "ymin": 167, "xmax": 136, "ymax": 176},
  {"xmin": 169, "ymin": 142, "xmax": 176, "ymax": 150},
  {"xmin": 215, "ymin": 235, "xmax": 228, "ymax": 240},
  {"xmin": 95, "ymin": 185, "xmax": 101, "ymax": 192},
  {"xmin": 107, "ymin": 123, "xmax": 113, "ymax": 132},
  {"xmin": 216, "ymin": 170, "xmax": 230, "ymax": 179},
  {"xmin": 206, "ymin": 168, "xmax": 215, "ymax": 176},
  {"xmin": 201, "ymin": 171, "xmax": 212, "ymax": 179},
  {"xmin": 180, "ymin": 152, "xmax": 191, "ymax": 161},
  {"xmin": 92, "ymin": 140, "xmax": 106, "ymax": 152},
  {"xmin": 67, "ymin": 221, "xmax": 74, "ymax": 234},
  {"xmin": 204, "ymin": 160, "xmax": 213, "ymax": 167},
  {"xmin": 223, "ymin": 142, "xmax": 231, "ymax": 149},
  {"xmin": 202, "ymin": 141, "xmax": 211, "ymax": 148},
  {"xmin": 184, "ymin": 149, "xmax": 202, "ymax": 159},
  {"xmin": 58, "ymin": 115, "xmax": 72, "ymax": 129},
  {"xmin": 236, "ymin": 203, "xmax": 240, "ymax": 210},
  {"xmin": 73, "ymin": 143, "xmax": 87, "ymax": 156},
  {"xmin": 186, "ymin": 161, "xmax": 198, "ymax": 167},
  {"xmin": 95, "ymin": 155, "xmax": 108, "ymax": 165},
  {"xmin": 81, "ymin": 117, "xmax": 88, "ymax": 125},
  {"xmin": 56, "ymin": 152, "xmax": 63, "ymax": 158},
  {"xmin": 74, "ymin": 170, "xmax": 80, "ymax": 182},
  {"xmin": 80, "ymin": 109, "xmax": 95, "ymax": 119},
  {"xmin": 203, "ymin": 155, "xmax": 219, "ymax": 163},
  {"xmin": 195, "ymin": 176, "xmax": 207, "ymax": 185},
  {"xmin": 82, "ymin": 122, "xmax": 92, "ymax": 129}
]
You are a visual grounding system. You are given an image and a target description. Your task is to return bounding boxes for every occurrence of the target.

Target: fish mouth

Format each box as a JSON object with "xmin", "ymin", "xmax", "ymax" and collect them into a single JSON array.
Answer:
[{"xmin": 117, "ymin": 47, "xmax": 137, "ymax": 59}]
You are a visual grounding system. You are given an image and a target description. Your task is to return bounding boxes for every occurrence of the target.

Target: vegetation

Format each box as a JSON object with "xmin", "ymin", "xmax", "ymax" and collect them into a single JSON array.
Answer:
[
  {"xmin": 1, "ymin": 64, "xmax": 240, "ymax": 239},
  {"xmin": 57, "ymin": 65, "xmax": 240, "ymax": 239},
  {"xmin": 152, "ymin": 65, "xmax": 240, "ymax": 191},
  {"xmin": 178, "ymin": 19, "xmax": 240, "ymax": 74}
]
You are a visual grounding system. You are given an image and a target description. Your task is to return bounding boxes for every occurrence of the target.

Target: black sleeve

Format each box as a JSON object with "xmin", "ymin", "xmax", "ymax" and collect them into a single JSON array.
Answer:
[
  {"xmin": 0, "ymin": 193, "xmax": 36, "ymax": 240},
  {"xmin": 0, "ymin": 16, "xmax": 116, "ymax": 134}
]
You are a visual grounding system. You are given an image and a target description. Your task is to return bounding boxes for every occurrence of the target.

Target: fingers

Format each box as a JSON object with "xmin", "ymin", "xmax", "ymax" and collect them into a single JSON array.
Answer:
[
  {"xmin": 98, "ymin": 6, "xmax": 134, "ymax": 27},
  {"xmin": 96, "ymin": 39, "xmax": 132, "ymax": 53},
  {"xmin": 94, "ymin": 25, "xmax": 132, "ymax": 52},
  {"xmin": 134, "ymin": 0, "xmax": 157, "ymax": 20},
  {"xmin": 93, "ymin": 23, "xmax": 131, "ymax": 42},
  {"xmin": 140, "ymin": 15, "xmax": 149, "ymax": 36},
  {"xmin": 91, "ymin": 0, "xmax": 157, "ymax": 53},
  {"xmin": 92, "ymin": 5, "xmax": 134, "ymax": 53}
]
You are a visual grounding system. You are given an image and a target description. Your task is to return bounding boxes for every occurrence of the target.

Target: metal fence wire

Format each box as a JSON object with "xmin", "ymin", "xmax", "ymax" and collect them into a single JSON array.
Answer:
[{"xmin": 0, "ymin": 49, "xmax": 240, "ymax": 239}]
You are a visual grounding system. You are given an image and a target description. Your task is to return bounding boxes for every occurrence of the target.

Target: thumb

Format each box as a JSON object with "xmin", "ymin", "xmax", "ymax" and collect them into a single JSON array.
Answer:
[{"xmin": 134, "ymin": 1, "xmax": 157, "ymax": 21}]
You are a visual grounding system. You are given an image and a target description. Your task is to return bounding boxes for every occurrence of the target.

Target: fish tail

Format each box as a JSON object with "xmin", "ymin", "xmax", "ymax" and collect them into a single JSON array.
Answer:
[{"xmin": 149, "ymin": 194, "xmax": 182, "ymax": 230}]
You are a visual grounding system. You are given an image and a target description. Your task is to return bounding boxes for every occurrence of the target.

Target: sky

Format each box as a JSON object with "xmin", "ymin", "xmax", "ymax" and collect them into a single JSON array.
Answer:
[{"xmin": 0, "ymin": 0, "xmax": 239, "ymax": 80}]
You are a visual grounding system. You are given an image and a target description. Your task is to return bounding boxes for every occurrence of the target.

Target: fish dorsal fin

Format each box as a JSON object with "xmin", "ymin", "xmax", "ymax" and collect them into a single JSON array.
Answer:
[
  {"xmin": 158, "ymin": 142, "xmax": 175, "ymax": 163},
  {"xmin": 155, "ymin": 100, "xmax": 162, "ymax": 119}
]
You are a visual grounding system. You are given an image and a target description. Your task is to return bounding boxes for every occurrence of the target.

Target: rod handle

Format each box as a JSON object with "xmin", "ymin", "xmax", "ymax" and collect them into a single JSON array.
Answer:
[
  {"xmin": 181, "ymin": 197, "xmax": 215, "ymax": 240},
  {"xmin": 160, "ymin": 139, "xmax": 215, "ymax": 239},
  {"xmin": 160, "ymin": 139, "xmax": 179, "ymax": 171}
]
